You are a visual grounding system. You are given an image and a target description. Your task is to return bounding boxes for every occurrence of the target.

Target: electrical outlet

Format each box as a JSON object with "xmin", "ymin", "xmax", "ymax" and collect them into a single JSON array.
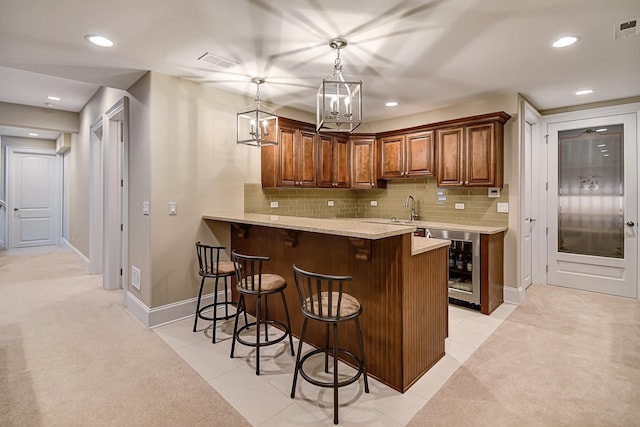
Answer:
[
  {"xmin": 370, "ymin": 201, "xmax": 378, "ymax": 206},
  {"xmin": 327, "ymin": 200, "xmax": 334, "ymax": 206},
  {"xmin": 497, "ymin": 202, "xmax": 509, "ymax": 213},
  {"xmin": 270, "ymin": 201, "xmax": 278, "ymax": 208},
  {"xmin": 455, "ymin": 203, "xmax": 465, "ymax": 210}
]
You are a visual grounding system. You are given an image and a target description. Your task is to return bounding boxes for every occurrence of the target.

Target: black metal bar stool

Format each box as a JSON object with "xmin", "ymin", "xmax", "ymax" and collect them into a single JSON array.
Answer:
[
  {"xmin": 194, "ymin": 242, "xmax": 243, "ymax": 343},
  {"xmin": 230, "ymin": 250, "xmax": 295, "ymax": 375},
  {"xmin": 290, "ymin": 264, "xmax": 369, "ymax": 425}
]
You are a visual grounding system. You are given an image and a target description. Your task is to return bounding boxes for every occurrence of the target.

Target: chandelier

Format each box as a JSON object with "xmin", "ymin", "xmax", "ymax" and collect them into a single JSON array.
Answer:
[
  {"xmin": 237, "ymin": 78, "xmax": 278, "ymax": 147},
  {"xmin": 316, "ymin": 38, "xmax": 362, "ymax": 133}
]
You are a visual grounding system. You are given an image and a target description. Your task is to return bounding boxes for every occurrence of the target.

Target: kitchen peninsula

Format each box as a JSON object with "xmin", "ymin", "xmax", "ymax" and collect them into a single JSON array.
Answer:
[{"xmin": 203, "ymin": 213, "xmax": 450, "ymax": 392}]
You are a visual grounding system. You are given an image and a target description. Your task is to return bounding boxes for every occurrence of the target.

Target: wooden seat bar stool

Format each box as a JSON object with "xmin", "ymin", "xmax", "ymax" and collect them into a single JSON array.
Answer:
[
  {"xmin": 194, "ymin": 242, "xmax": 245, "ymax": 343},
  {"xmin": 230, "ymin": 250, "xmax": 295, "ymax": 375},
  {"xmin": 290, "ymin": 264, "xmax": 369, "ymax": 425}
]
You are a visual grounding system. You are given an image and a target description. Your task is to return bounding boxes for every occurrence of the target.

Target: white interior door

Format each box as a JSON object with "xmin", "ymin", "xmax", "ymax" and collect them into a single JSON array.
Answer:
[
  {"xmin": 8, "ymin": 147, "xmax": 60, "ymax": 248},
  {"xmin": 547, "ymin": 113, "xmax": 637, "ymax": 298}
]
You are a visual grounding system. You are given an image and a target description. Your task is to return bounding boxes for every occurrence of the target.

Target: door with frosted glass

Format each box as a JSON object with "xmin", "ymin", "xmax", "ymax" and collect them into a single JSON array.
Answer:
[{"xmin": 547, "ymin": 114, "xmax": 637, "ymax": 298}]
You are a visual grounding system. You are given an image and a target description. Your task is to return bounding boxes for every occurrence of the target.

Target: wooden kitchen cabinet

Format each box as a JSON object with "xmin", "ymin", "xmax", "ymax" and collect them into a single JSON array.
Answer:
[
  {"xmin": 261, "ymin": 118, "xmax": 317, "ymax": 187},
  {"xmin": 350, "ymin": 135, "xmax": 385, "ymax": 189},
  {"xmin": 435, "ymin": 112, "xmax": 510, "ymax": 188},
  {"xmin": 379, "ymin": 130, "xmax": 435, "ymax": 179},
  {"xmin": 318, "ymin": 133, "xmax": 350, "ymax": 188}
]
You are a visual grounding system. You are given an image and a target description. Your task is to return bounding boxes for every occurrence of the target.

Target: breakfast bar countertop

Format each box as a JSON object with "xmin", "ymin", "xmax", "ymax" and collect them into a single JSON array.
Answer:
[{"xmin": 203, "ymin": 212, "xmax": 418, "ymax": 240}]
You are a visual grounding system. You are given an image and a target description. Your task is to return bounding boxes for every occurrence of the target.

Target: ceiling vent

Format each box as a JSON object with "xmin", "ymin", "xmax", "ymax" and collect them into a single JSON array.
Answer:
[
  {"xmin": 614, "ymin": 19, "xmax": 639, "ymax": 39},
  {"xmin": 197, "ymin": 52, "xmax": 239, "ymax": 69}
]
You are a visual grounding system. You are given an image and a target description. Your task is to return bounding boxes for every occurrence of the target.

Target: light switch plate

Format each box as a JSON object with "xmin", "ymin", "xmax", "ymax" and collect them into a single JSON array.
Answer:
[
  {"xmin": 168, "ymin": 202, "xmax": 177, "ymax": 215},
  {"xmin": 455, "ymin": 203, "xmax": 465, "ymax": 210},
  {"xmin": 142, "ymin": 202, "xmax": 150, "ymax": 215},
  {"xmin": 328, "ymin": 200, "xmax": 334, "ymax": 207},
  {"xmin": 270, "ymin": 201, "xmax": 278, "ymax": 208},
  {"xmin": 497, "ymin": 202, "xmax": 509, "ymax": 213},
  {"xmin": 370, "ymin": 201, "xmax": 378, "ymax": 206}
]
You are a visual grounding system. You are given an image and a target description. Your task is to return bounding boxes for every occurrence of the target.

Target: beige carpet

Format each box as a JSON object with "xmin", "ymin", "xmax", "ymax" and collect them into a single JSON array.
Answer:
[
  {"xmin": 408, "ymin": 283, "xmax": 640, "ymax": 426},
  {"xmin": 0, "ymin": 248, "xmax": 250, "ymax": 427}
]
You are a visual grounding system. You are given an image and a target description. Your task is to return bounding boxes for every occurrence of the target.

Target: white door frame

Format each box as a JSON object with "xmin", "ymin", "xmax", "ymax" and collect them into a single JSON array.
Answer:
[
  {"xmin": 89, "ymin": 97, "xmax": 129, "ymax": 291},
  {"xmin": 5, "ymin": 146, "xmax": 61, "ymax": 249},
  {"xmin": 541, "ymin": 102, "xmax": 640, "ymax": 299}
]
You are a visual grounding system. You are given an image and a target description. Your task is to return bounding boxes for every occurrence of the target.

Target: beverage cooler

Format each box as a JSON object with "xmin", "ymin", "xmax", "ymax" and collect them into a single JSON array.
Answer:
[{"xmin": 427, "ymin": 229, "xmax": 481, "ymax": 308}]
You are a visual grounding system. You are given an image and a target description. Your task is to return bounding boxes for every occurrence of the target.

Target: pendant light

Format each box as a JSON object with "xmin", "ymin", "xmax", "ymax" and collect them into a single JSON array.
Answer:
[
  {"xmin": 316, "ymin": 38, "xmax": 362, "ymax": 133},
  {"xmin": 237, "ymin": 78, "xmax": 278, "ymax": 147}
]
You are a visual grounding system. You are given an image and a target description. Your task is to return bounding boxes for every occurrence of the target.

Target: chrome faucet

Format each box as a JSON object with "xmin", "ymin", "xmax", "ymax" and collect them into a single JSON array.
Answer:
[{"xmin": 405, "ymin": 195, "xmax": 418, "ymax": 222}]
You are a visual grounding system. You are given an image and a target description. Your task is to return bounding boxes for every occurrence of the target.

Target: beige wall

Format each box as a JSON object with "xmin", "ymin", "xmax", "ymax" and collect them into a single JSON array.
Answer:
[
  {"xmin": 0, "ymin": 101, "xmax": 79, "ymax": 132},
  {"xmin": 127, "ymin": 73, "xmax": 152, "ymax": 305},
  {"xmin": 69, "ymin": 87, "xmax": 128, "ymax": 256},
  {"xmin": 147, "ymin": 72, "xmax": 264, "ymax": 307}
]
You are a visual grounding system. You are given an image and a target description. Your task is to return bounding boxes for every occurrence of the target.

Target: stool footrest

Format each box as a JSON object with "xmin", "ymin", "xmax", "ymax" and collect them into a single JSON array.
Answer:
[
  {"xmin": 196, "ymin": 301, "xmax": 237, "ymax": 322},
  {"xmin": 298, "ymin": 348, "xmax": 365, "ymax": 389},
  {"xmin": 234, "ymin": 320, "xmax": 291, "ymax": 348}
]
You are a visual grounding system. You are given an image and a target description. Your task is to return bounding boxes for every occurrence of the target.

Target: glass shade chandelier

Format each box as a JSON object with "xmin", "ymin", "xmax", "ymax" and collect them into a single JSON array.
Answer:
[
  {"xmin": 316, "ymin": 38, "xmax": 362, "ymax": 133},
  {"xmin": 237, "ymin": 78, "xmax": 278, "ymax": 147}
]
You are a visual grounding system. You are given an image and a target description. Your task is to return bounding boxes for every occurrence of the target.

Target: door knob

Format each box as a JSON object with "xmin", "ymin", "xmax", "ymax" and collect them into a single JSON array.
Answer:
[{"xmin": 626, "ymin": 221, "xmax": 635, "ymax": 227}]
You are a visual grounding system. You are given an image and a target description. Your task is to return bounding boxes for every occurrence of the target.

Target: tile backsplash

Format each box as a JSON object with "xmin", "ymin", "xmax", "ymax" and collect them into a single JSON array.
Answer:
[{"xmin": 245, "ymin": 179, "xmax": 509, "ymax": 226}]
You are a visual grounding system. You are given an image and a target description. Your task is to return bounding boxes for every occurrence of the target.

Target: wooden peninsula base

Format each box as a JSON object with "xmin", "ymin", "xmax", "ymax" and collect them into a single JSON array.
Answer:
[{"xmin": 205, "ymin": 214, "xmax": 449, "ymax": 392}]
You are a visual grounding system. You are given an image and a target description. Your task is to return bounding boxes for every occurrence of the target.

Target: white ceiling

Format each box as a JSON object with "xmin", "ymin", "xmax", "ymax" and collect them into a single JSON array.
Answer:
[{"xmin": 0, "ymin": 0, "xmax": 639, "ymax": 139}]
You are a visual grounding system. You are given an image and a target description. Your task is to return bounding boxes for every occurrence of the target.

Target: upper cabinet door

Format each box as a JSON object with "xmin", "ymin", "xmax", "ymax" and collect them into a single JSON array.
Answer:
[
  {"xmin": 466, "ymin": 122, "xmax": 499, "ymax": 187},
  {"xmin": 333, "ymin": 135, "xmax": 351, "ymax": 188},
  {"xmin": 317, "ymin": 134, "xmax": 334, "ymax": 188},
  {"xmin": 297, "ymin": 129, "xmax": 317, "ymax": 187},
  {"xmin": 276, "ymin": 125, "xmax": 297, "ymax": 187},
  {"xmin": 379, "ymin": 135, "xmax": 405, "ymax": 178},
  {"xmin": 405, "ymin": 130, "xmax": 435, "ymax": 177},
  {"xmin": 436, "ymin": 127, "xmax": 465, "ymax": 186},
  {"xmin": 351, "ymin": 137, "xmax": 382, "ymax": 189}
]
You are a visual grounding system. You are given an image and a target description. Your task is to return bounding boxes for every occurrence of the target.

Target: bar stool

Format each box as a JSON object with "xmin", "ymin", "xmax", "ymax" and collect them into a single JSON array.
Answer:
[
  {"xmin": 230, "ymin": 250, "xmax": 295, "ymax": 375},
  {"xmin": 290, "ymin": 264, "xmax": 369, "ymax": 425},
  {"xmin": 194, "ymin": 242, "xmax": 243, "ymax": 343}
]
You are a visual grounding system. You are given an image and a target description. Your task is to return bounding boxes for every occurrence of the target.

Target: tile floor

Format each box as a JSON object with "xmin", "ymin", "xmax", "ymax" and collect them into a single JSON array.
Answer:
[{"xmin": 153, "ymin": 302, "xmax": 516, "ymax": 426}]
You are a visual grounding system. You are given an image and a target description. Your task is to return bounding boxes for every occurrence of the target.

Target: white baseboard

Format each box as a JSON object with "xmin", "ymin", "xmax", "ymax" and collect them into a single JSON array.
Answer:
[
  {"xmin": 125, "ymin": 290, "xmax": 228, "ymax": 328},
  {"xmin": 62, "ymin": 238, "xmax": 90, "ymax": 272},
  {"xmin": 503, "ymin": 285, "xmax": 525, "ymax": 305}
]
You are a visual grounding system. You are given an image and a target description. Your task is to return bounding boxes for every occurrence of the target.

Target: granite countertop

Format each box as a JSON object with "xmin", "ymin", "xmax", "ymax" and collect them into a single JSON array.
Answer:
[
  {"xmin": 203, "ymin": 212, "xmax": 417, "ymax": 240},
  {"xmin": 359, "ymin": 218, "xmax": 507, "ymax": 235},
  {"xmin": 411, "ymin": 235, "xmax": 450, "ymax": 255}
]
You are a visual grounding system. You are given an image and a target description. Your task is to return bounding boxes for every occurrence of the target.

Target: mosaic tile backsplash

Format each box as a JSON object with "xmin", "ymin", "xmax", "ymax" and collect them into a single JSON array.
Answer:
[{"xmin": 245, "ymin": 179, "xmax": 509, "ymax": 227}]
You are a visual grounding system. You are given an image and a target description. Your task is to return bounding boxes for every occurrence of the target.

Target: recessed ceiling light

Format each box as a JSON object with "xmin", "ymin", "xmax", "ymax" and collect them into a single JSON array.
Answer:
[
  {"xmin": 552, "ymin": 36, "xmax": 579, "ymax": 48},
  {"xmin": 576, "ymin": 89, "xmax": 594, "ymax": 96},
  {"xmin": 29, "ymin": 132, "xmax": 39, "ymax": 136},
  {"xmin": 385, "ymin": 101, "xmax": 399, "ymax": 107},
  {"xmin": 84, "ymin": 34, "xmax": 114, "ymax": 47},
  {"xmin": 47, "ymin": 96, "xmax": 61, "ymax": 101}
]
